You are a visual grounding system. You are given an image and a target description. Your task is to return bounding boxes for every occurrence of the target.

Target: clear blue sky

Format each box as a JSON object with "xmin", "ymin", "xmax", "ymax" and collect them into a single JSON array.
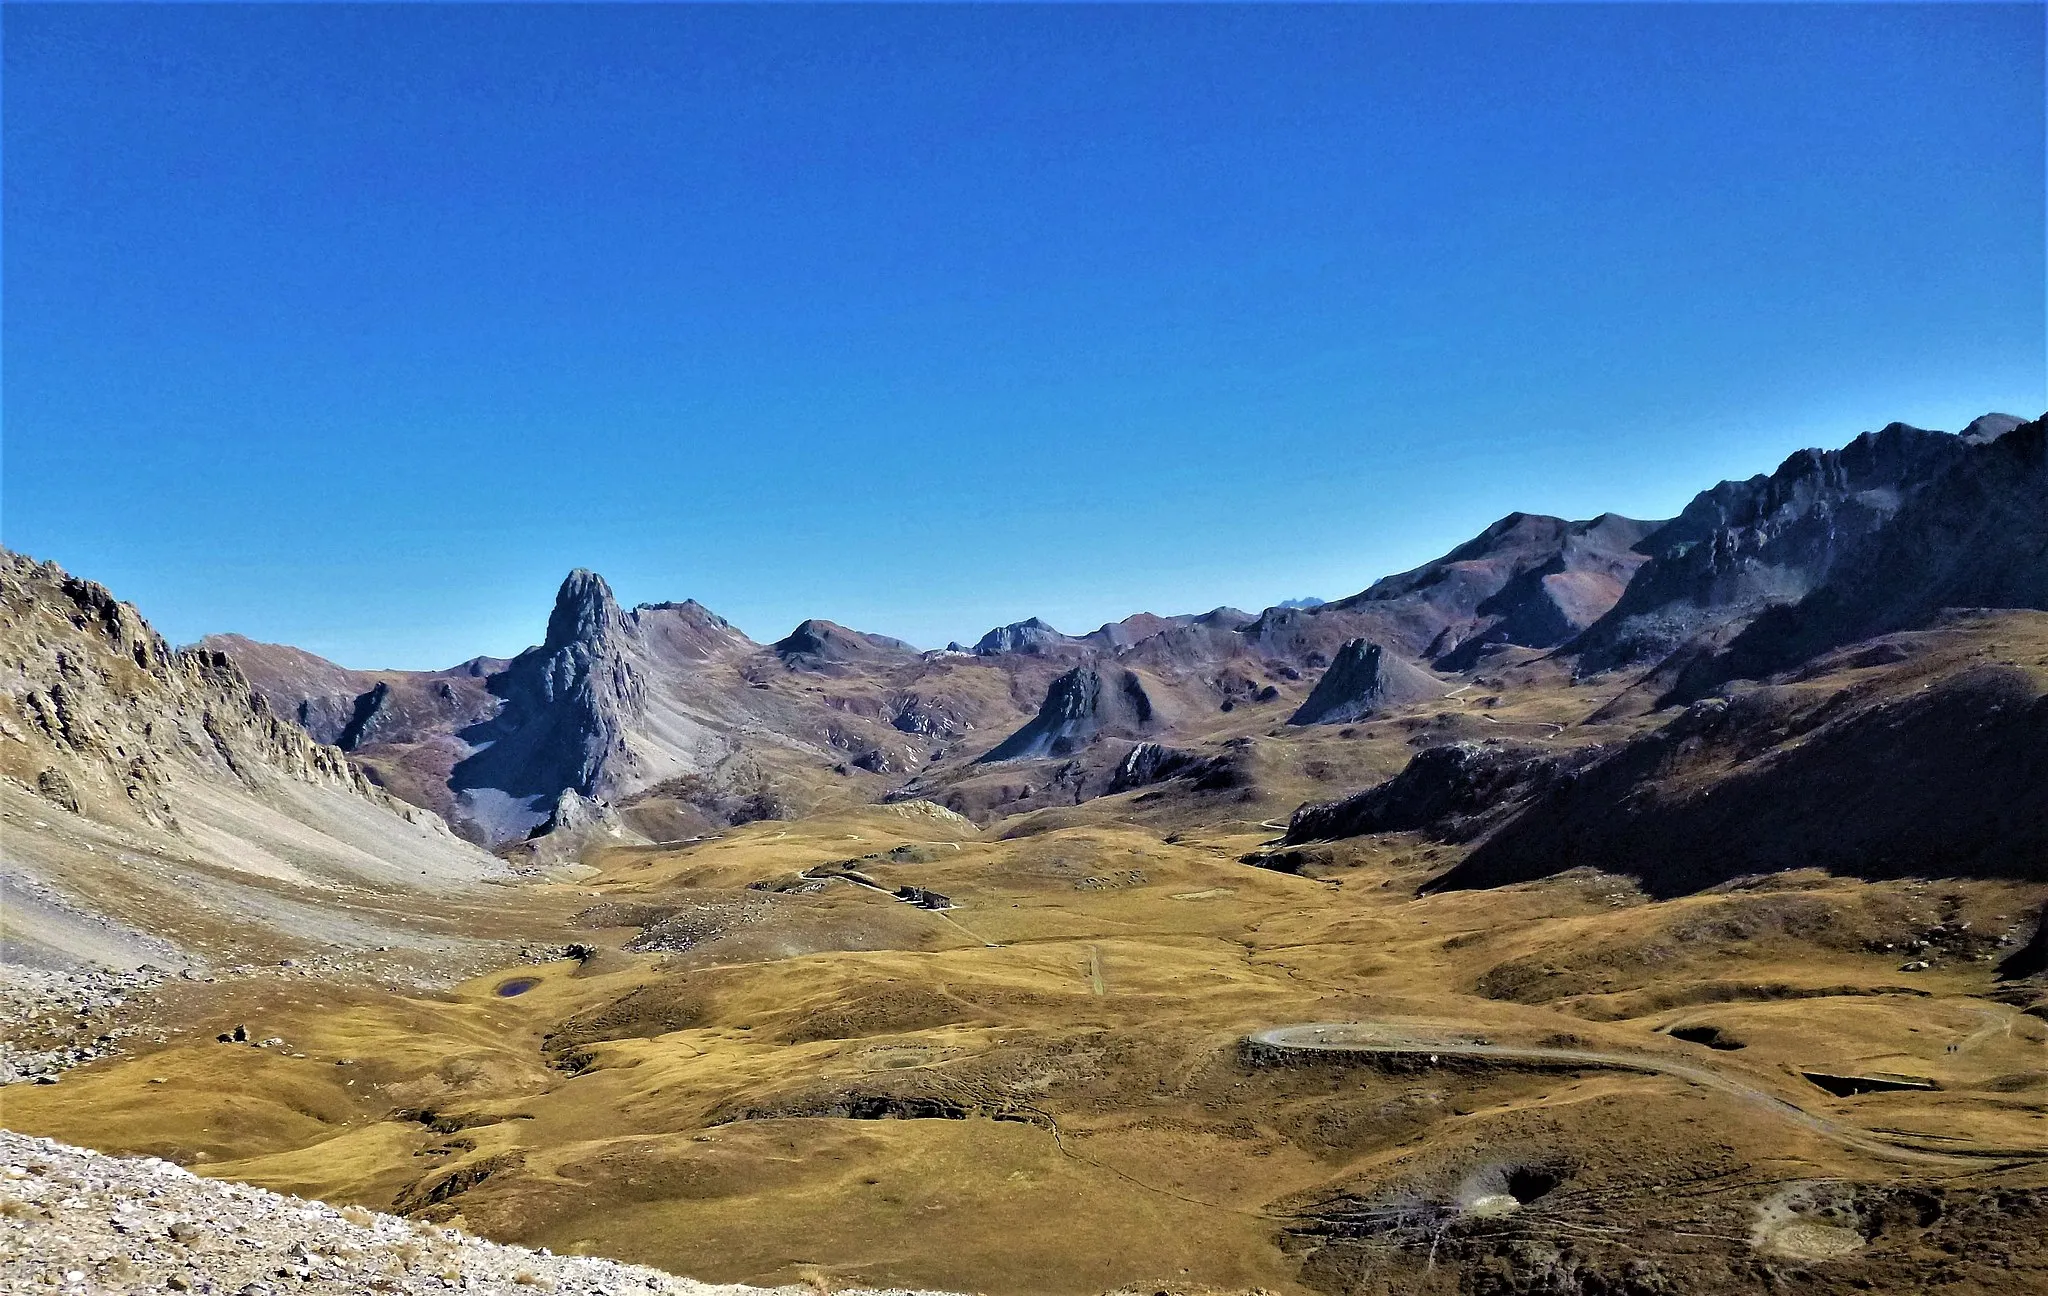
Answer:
[{"xmin": 4, "ymin": 4, "xmax": 2042, "ymax": 668}]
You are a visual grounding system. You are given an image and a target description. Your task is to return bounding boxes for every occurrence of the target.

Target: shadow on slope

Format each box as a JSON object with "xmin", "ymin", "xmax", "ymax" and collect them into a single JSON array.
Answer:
[{"xmin": 1428, "ymin": 653, "xmax": 2048, "ymax": 898}]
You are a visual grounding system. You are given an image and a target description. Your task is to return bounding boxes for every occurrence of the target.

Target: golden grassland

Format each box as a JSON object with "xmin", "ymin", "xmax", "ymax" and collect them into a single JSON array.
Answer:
[{"xmin": 10, "ymin": 791, "xmax": 2044, "ymax": 1294}]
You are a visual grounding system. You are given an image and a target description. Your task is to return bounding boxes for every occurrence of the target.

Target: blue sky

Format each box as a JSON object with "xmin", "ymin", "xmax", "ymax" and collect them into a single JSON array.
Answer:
[{"xmin": 4, "ymin": 4, "xmax": 2042, "ymax": 668}]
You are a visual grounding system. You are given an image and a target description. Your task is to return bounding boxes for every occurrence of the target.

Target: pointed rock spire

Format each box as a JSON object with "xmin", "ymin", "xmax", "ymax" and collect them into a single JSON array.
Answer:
[{"xmin": 543, "ymin": 569, "xmax": 631, "ymax": 653}]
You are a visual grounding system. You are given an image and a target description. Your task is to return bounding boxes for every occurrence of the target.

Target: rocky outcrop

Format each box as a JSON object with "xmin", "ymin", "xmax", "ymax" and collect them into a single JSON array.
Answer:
[
  {"xmin": 1285, "ymin": 742, "xmax": 1591, "ymax": 844},
  {"xmin": 499, "ymin": 788, "xmax": 651, "ymax": 871},
  {"xmin": 1999, "ymin": 901, "xmax": 2048, "ymax": 980},
  {"xmin": 1106, "ymin": 741, "xmax": 1235, "ymax": 793},
  {"xmin": 449, "ymin": 570, "xmax": 647, "ymax": 834},
  {"xmin": 889, "ymin": 694, "xmax": 970, "ymax": 739},
  {"xmin": 976, "ymin": 666, "xmax": 1164, "ymax": 762},
  {"xmin": 443, "ymin": 570, "xmax": 748, "ymax": 842},
  {"xmin": 1287, "ymin": 640, "xmax": 1443, "ymax": 726},
  {"xmin": 328, "ymin": 672, "xmax": 498, "ymax": 752},
  {"xmin": 1570, "ymin": 420, "xmax": 1988, "ymax": 674}
]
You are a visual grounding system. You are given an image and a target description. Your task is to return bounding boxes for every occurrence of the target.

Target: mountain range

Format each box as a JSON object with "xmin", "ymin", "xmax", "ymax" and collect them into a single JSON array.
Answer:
[
  {"xmin": 5, "ymin": 411, "xmax": 2041, "ymax": 965},
  {"xmin": 153, "ymin": 410, "xmax": 2038, "ymax": 848}
]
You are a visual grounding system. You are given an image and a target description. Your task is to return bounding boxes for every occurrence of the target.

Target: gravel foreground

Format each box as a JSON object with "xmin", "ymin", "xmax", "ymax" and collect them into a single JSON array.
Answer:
[{"xmin": 0, "ymin": 1130, "xmax": 956, "ymax": 1296}]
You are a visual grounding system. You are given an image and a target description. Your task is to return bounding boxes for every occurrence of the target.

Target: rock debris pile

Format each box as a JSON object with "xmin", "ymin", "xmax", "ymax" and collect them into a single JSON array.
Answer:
[
  {"xmin": 0, "ymin": 1131, "xmax": 952, "ymax": 1296},
  {"xmin": 0, "ymin": 967, "xmax": 166, "ymax": 1086}
]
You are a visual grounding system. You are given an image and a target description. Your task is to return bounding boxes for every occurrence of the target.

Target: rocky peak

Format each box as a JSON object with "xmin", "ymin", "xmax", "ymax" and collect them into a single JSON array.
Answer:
[
  {"xmin": 772, "ymin": 619, "xmax": 916, "ymax": 667},
  {"xmin": 774, "ymin": 619, "xmax": 841, "ymax": 657},
  {"xmin": 543, "ymin": 569, "xmax": 632, "ymax": 655},
  {"xmin": 977, "ymin": 665, "xmax": 1162, "ymax": 762},
  {"xmin": 1287, "ymin": 639, "xmax": 1443, "ymax": 726},
  {"xmin": 448, "ymin": 570, "xmax": 651, "ymax": 837},
  {"xmin": 1960, "ymin": 412, "xmax": 2026, "ymax": 446},
  {"xmin": 972, "ymin": 617, "xmax": 1073, "ymax": 656}
]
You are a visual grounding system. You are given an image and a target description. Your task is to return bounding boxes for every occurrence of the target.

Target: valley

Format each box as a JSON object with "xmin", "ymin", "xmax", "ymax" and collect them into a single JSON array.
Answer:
[{"xmin": 3, "ymin": 413, "xmax": 2045, "ymax": 1295}]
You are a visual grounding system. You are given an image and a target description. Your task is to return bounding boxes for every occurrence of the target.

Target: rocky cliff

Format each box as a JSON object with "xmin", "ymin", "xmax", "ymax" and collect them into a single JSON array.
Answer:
[
  {"xmin": 446, "ymin": 570, "xmax": 739, "ymax": 841},
  {"xmin": 1669, "ymin": 414, "xmax": 2048, "ymax": 698},
  {"xmin": 1569, "ymin": 420, "xmax": 2001, "ymax": 674},
  {"xmin": 3, "ymin": 554, "xmax": 432, "ymax": 825}
]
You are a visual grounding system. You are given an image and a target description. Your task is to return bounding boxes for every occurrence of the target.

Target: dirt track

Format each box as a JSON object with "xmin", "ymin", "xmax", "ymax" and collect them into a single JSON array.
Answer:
[{"xmin": 1246, "ymin": 1022, "xmax": 2047, "ymax": 1168}]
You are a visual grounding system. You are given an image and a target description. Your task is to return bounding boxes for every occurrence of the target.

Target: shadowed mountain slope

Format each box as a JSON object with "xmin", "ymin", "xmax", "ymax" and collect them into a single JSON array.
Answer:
[
  {"xmin": 1285, "ymin": 741, "xmax": 1590, "ymax": 845},
  {"xmin": 1428, "ymin": 616, "xmax": 2048, "ymax": 897}
]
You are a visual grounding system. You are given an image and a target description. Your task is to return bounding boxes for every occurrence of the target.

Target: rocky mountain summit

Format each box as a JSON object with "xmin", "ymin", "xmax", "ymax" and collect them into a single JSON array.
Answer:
[
  {"xmin": 965, "ymin": 616, "xmax": 1074, "ymax": 656},
  {"xmin": 448, "ymin": 570, "xmax": 730, "ymax": 841},
  {"xmin": 1569, "ymin": 419, "xmax": 2016, "ymax": 674},
  {"xmin": 772, "ymin": 619, "xmax": 917, "ymax": 671},
  {"xmin": 1331, "ymin": 511, "xmax": 1661, "ymax": 664}
]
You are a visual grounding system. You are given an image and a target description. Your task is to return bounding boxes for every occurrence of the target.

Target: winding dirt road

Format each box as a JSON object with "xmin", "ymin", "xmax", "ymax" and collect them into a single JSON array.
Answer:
[{"xmin": 1247, "ymin": 1022, "xmax": 2045, "ymax": 1168}]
